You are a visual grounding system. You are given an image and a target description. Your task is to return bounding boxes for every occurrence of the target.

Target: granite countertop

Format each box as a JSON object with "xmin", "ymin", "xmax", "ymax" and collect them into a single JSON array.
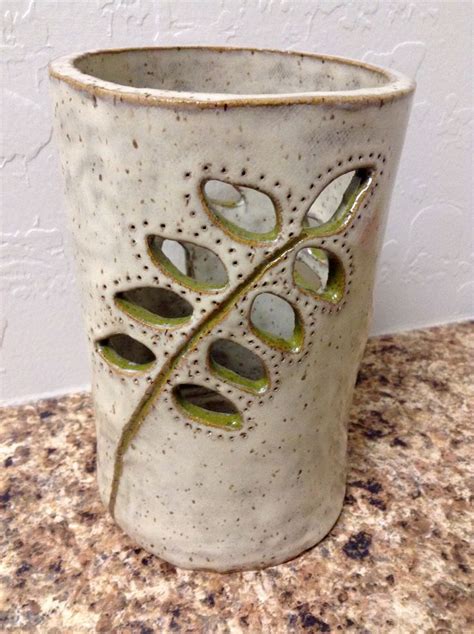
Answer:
[{"xmin": 1, "ymin": 322, "xmax": 472, "ymax": 633}]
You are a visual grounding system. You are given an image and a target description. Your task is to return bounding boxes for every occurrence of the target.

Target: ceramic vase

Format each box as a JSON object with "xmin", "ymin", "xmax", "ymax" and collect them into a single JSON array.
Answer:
[{"xmin": 50, "ymin": 47, "xmax": 414, "ymax": 571}]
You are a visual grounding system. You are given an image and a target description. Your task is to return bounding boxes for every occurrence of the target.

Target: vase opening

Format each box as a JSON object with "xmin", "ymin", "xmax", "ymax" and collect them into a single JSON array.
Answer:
[{"xmin": 71, "ymin": 47, "xmax": 394, "ymax": 96}]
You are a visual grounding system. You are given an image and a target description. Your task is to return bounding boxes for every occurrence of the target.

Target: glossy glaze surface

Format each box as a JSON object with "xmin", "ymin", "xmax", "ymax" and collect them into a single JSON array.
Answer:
[{"xmin": 50, "ymin": 47, "xmax": 413, "ymax": 570}]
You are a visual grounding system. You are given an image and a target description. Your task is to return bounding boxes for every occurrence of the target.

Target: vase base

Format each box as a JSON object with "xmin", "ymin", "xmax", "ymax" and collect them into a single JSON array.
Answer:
[{"xmin": 110, "ymin": 488, "xmax": 346, "ymax": 573}]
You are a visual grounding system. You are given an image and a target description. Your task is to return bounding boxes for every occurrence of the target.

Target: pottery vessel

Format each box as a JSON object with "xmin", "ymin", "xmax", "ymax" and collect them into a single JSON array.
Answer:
[{"xmin": 50, "ymin": 47, "xmax": 414, "ymax": 571}]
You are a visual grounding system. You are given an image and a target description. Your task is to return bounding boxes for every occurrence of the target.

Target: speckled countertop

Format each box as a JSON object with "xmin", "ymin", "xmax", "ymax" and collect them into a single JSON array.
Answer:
[{"xmin": 1, "ymin": 322, "xmax": 472, "ymax": 633}]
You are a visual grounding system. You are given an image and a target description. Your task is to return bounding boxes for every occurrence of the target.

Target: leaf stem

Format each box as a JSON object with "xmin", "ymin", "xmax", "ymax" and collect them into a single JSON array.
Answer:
[{"xmin": 108, "ymin": 232, "xmax": 307, "ymax": 517}]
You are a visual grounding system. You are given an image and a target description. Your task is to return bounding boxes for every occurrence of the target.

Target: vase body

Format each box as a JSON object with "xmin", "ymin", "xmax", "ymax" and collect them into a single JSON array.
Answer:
[{"xmin": 50, "ymin": 47, "xmax": 414, "ymax": 571}]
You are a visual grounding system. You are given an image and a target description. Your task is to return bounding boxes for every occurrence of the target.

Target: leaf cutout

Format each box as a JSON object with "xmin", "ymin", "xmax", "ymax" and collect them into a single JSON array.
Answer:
[
  {"xmin": 173, "ymin": 384, "xmax": 242, "ymax": 430},
  {"xmin": 250, "ymin": 292, "xmax": 303, "ymax": 352},
  {"xmin": 209, "ymin": 339, "xmax": 269, "ymax": 394},
  {"xmin": 303, "ymin": 168, "xmax": 372, "ymax": 236},
  {"xmin": 115, "ymin": 287, "xmax": 193, "ymax": 327},
  {"xmin": 294, "ymin": 247, "xmax": 345, "ymax": 304},
  {"xmin": 97, "ymin": 334, "xmax": 156, "ymax": 372},
  {"xmin": 201, "ymin": 179, "xmax": 280, "ymax": 243},
  {"xmin": 147, "ymin": 235, "xmax": 228, "ymax": 292}
]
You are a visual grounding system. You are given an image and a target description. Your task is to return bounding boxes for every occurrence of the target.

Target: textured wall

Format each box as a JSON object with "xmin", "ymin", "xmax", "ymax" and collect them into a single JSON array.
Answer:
[{"xmin": 1, "ymin": 0, "xmax": 472, "ymax": 405}]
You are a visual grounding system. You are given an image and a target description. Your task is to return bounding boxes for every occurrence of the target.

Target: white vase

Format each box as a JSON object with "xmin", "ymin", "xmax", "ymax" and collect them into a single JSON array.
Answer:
[{"xmin": 50, "ymin": 47, "xmax": 414, "ymax": 571}]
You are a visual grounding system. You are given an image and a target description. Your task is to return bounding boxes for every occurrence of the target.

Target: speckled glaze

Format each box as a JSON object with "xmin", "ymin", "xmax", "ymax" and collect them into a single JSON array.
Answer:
[{"xmin": 49, "ymin": 47, "xmax": 414, "ymax": 571}]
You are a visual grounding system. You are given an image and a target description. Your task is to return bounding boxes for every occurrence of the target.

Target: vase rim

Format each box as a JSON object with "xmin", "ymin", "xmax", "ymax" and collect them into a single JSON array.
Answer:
[{"xmin": 49, "ymin": 45, "xmax": 415, "ymax": 109}]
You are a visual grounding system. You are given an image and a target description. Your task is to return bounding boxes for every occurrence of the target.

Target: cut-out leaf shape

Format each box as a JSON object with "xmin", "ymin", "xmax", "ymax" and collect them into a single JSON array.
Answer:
[
  {"xmin": 98, "ymin": 334, "xmax": 155, "ymax": 372},
  {"xmin": 115, "ymin": 287, "xmax": 193, "ymax": 327},
  {"xmin": 173, "ymin": 384, "xmax": 242, "ymax": 430},
  {"xmin": 304, "ymin": 168, "xmax": 372, "ymax": 236},
  {"xmin": 201, "ymin": 179, "xmax": 280, "ymax": 243},
  {"xmin": 250, "ymin": 292, "xmax": 303, "ymax": 352},
  {"xmin": 209, "ymin": 339, "xmax": 269, "ymax": 394},
  {"xmin": 294, "ymin": 247, "xmax": 345, "ymax": 304},
  {"xmin": 147, "ymin": 236, "xmax": 228, "ymax": 291}
]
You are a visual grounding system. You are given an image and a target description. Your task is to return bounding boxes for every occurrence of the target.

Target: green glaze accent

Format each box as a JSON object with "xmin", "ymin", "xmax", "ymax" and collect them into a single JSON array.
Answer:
[
  {"xmin": 207, "ymin": 211, "xmax": 280, "ymax": 244},
  {"xmin": 294, "ymin": 250, "xmax": 345, "ymax": 304},
  {"xmin": 205, "ymin": 194, "xmax": 243, "ymax": 209},
  {"xmin": 147, "ymin": 240, "xmax": 228, "ymax": 292},
  {"xmin": 309, "ymin": 247, "xmax": 327, "ymax": 262},
  {"xmin": 294, "ymin": 268, "xmax": 313, "ymax": 293},
  {"xmin": 108, "ymin": 231, "xmax": 308, "ymax": 518},
  {"xmin": 98, "ymin": 343, "xmax": 155, "ymax": 373},
  {"xmin": 250, "ymin": 317, "xmax": 304, "ymax": 353},
  {"xmin": 173, "ymin": 393, "xmax": 242, "ymax": 430},
  {"xmin": 304, "ymin": 171, "xmax": 373, "ymax": 237},
  {"xmin": 318, "ymin": 259, "xmax": 345, "ymax": 303},
  {"xmin": 115, "ymin": 296, "xmax": 192, "ymax": 328},
  {"xmin": 209, "ymin": 357, "xmax": 269, "ymax": 395}
]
